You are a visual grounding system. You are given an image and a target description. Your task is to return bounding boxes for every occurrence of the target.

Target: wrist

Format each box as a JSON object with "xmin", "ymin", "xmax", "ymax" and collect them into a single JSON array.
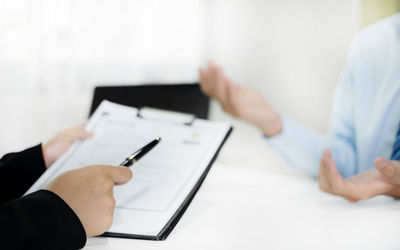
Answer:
[
  {"xmin": 260, "ymin": 112, "xmax": 282, "ymax": 137},
  {"xmin": 42, "ymin": 144, "xmax": 53, "ymax": 168}
]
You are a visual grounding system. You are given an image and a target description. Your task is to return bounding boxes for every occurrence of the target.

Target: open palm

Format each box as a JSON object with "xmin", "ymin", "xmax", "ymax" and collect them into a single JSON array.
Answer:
[
  {"xmin": 318, "ymin": 150, "xmax": 400, "ymax": 202},
  {"xmin": 199, "ymin": 61, "xmax": 281, "ymax": 136}
]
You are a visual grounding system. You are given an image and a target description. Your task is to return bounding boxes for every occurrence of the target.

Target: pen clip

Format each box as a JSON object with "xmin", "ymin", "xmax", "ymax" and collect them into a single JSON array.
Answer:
[{"xmin": 120, "ymin": 137, "xmax": 161, "ymax": 167}]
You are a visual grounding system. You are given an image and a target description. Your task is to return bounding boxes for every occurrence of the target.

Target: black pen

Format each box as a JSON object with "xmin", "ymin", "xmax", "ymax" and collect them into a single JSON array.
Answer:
[{"xmin": 120, "ymin": 137, "xmax": 161, "ymax": 167}]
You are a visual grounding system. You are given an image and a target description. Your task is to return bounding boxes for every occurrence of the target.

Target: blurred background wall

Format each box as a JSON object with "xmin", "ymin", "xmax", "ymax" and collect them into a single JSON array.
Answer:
[{"xmin": 0, "ymin": 0, "xmax": 399, "ymax": 154}]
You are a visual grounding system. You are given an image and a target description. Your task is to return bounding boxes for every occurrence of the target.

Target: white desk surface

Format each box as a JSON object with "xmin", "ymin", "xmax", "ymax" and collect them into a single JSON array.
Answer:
[{"xmin": 83, "ymin": 125, "xmax": 400, "ymax": 250}]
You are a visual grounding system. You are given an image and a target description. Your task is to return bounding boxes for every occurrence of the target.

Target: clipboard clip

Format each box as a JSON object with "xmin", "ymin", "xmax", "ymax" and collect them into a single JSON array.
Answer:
[{"xmin": 137, "ymin": 107, "xmax": 196, "ymax": 126}]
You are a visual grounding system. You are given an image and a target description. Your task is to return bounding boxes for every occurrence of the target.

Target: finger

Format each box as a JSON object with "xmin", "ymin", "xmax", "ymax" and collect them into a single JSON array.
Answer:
[
  {"xmin": 375, "ymin": 158, "xmax": 400, "ymax": 185},
  {"xmin": 324, "ymin": 157, "xmax": 346, "ymax": 195},
  {"xmin": 199, "ymin": 67, "xmax": 205, "ymax": 81},
  {"xmin": 325, "ymin": 159, "xmax": 362, "ymax": 202},
  {"xmin": 72, "ymin": 123, "xmax": 86, "ymax": 129},
  {"xmin": 209, "ymin": 61, "xmax": 218, "ymax": 78},
  {"xmin": 68, "ymin": 123, "xmax": 87, "ymax": 132},
  {"xmin": 67, "ymin": 127, "xmax": 94, "ymax": 141},
  {"xmin": 199, "ymin": 68, "xmax": 209, "ymax": 92},
  {"xmin": 318, "ymin": 150, "xmax": 331, "ymax": 177},
  {"xmin": 103, "ymin": 166, "xmax": 133, "ymax": 185},
  {"xmin": 216, "ymin": 66, "xmax": 227, "ymax": 98},
  {"xmin": 205, "ymin": 60, "xmax": 211, "ymax": 75},
  {"xmin": 318, "ymin": 150, "xmax": 332, "ymax": 193},
  {"xmin": 323, "ymin": 149, "xmax": 332, "ymax": 159},
  {"xmin": 225, "ymin": 78, "xmax": 238, "ymax": 114},
  {"xmin": 77, "ymin": 129, "xmax": 94, "ymax": 139},
  {"xmin": 208, "ymin": 60, "xmax": 215, "ymax": 71}
]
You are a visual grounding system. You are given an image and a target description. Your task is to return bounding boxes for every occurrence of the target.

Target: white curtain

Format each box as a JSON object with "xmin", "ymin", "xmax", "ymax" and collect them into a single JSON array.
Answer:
[
  {"xmin": 0, "ymin": 0, "xmax": 206, "ymax": 153},
  {"xmin": 0, "ymin": 0, "xmax": 362, "ymax": 155}
]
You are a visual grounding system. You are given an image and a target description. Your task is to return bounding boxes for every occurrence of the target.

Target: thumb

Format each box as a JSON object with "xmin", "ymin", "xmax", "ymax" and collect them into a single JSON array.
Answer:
[
  {"xmin": 69, "ymin": 126, "xmax": 94, "ymax": 141},
  {"xmin": 105, "ymin": 166, "xmax": 133, "ymax": 185},
  {"xmin": 375, "ymin": 158, "xmax": 400, "ymax": 185}
]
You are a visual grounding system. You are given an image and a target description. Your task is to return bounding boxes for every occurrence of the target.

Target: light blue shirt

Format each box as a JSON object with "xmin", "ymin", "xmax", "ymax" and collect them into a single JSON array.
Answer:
[{"xmin": 265, "ymin": 14, "xmax": 400, "ymax": 178}]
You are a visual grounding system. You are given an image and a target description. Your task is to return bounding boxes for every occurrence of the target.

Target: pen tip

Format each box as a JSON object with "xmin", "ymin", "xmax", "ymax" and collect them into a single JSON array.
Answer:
[{"xmin": 156, "ymin": 137, "xmax": 161, "ymax": 141}]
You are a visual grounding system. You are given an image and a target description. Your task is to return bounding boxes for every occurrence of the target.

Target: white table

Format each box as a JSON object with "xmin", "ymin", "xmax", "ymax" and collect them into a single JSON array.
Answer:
[{"xmin": 84, "ymin": 124, "xmax": 400, "ymax": 250}]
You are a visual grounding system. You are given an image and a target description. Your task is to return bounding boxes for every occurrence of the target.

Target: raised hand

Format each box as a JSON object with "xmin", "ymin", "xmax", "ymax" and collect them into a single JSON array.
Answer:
[
  {"xmin": 42, "ymin": 125, "xmax": 93, "ymax": 168},
  {"xmin": 199, "ymin": 61, "xmax": 282, "ymax": 136},
  {"xmin": 318, "ymin": 150, "xmax": 400, "ymax": 202}
]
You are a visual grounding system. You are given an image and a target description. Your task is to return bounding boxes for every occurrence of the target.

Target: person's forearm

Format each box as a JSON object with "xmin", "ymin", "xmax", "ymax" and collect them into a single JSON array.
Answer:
[
  {"xmin": 0, "ymin": 190, "xmax": 86, "ymax": 249},
  {"xmin": 0, "ymin": 145, "xmax": 47, "ymax": 205},
  {"xmin": 264, "ymin": 115, "xmax": 357, "ymax": 178}
]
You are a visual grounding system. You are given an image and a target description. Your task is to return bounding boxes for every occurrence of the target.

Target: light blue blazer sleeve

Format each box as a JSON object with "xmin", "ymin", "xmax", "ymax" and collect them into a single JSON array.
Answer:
[{"xmin": 265, "ymin": 38, "xmax": 358, "ymax": 178}]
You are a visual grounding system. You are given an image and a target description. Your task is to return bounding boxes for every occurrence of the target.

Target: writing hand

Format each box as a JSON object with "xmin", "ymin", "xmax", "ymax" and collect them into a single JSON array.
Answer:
[{"xmin": 46, "ymin": 165, "xmax": 132, "ymax": 237}]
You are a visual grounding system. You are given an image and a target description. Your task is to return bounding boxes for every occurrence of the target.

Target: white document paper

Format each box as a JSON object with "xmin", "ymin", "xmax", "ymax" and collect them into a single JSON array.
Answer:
[{"xmin": 26, "ymin": 101, "xmax": 231, "ymax": 238}]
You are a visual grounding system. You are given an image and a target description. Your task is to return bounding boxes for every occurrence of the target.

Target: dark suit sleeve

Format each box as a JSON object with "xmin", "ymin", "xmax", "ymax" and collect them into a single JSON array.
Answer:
[
  {"xmin": 0, "ymin": 146, "xmax": 87, "ymax": 249},
  {"xmin": 0, "ymin": 190, "xmax": 86, "ymax": 250},
  {"xmin": 0, "ymin": 144, "xmax": 47, "ymax": 205}
]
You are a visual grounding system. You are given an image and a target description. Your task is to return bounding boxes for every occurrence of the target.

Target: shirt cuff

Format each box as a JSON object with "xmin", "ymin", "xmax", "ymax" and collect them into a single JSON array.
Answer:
[{"xmin": 263, "ymin": 114, "xmax": 324, "ymax": 177}]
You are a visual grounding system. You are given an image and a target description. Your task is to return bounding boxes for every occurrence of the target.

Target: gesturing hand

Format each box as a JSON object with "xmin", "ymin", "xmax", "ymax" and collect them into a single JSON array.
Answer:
[
  {"xmin": 199, "ymin": 61, "xmax": 282, "ymax": 136},
  {"xmin": 318, "ymin": 150, "xmax": 400, "ymax": 202},
  {"xmin": 46, "ymin": 165, "xmax": 133, "ymax": 237},
  {"xmin": 42, "ymin": 125, "xmax": 93, "ymax": 168}
]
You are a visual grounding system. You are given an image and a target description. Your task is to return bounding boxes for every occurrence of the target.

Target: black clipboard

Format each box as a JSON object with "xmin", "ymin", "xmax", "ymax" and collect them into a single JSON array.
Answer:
[
  {"xmin": 89, "ymin": 83, "xmax": 210, "ymax": 119},
  {"xmin": 100, "ymin": 108, "xmax": 233, "ymax": 240}
]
